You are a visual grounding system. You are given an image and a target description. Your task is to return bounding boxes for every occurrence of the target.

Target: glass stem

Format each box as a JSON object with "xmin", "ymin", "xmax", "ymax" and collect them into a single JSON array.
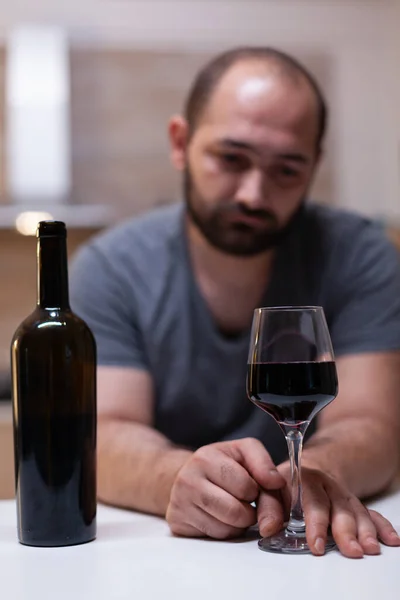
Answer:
[{"xmin": 284, "ymin": 426, "xmax": 307, "ymax": 535}]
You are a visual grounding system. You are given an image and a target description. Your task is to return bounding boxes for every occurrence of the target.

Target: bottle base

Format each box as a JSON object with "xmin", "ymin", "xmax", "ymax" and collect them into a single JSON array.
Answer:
[{"xmin": 18, "ymin": 528, "xmax": 96, "ymax": 548}]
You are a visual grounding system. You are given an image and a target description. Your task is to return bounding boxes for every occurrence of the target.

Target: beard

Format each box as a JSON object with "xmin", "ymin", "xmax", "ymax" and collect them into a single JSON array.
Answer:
[{"xmin": 184, "ymin": 167, "xmax": 305, "ymax": 257}]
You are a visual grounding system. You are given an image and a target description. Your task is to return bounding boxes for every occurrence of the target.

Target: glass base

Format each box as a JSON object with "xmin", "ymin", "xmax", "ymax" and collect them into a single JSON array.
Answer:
[{"xmin": 258, "ymin": 529, "xmax": 337, "ymax": 555}]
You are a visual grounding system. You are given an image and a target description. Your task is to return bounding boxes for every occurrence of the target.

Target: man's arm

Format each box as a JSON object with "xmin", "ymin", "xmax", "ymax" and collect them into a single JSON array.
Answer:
[
  {"xmin": 302, "ymin": 351, "xmax": 400, "ymax": 496},
  {"xmin": 304, "ymin": 220, "xmax": 400, "ymax": 497},
  {"xmin": 97, "ymin": 366, "xmax": 192, "ymax": 515},
  {"xmin": 97, "ymin": 365, "xmax": 285, "ymax": 528},
  {"xmin": 69, "ymin": 246, "xmax": 190, "ymax": 514}
]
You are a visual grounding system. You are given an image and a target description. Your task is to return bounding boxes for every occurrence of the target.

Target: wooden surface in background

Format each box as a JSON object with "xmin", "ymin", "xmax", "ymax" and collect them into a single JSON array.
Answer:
[
  {"xmin": 0, "ymin": 48, "xmax": 5, "ymax": 200},
  {"xmin": 0, "ymin": 404, "xmax": 13, "ymax": 499}
]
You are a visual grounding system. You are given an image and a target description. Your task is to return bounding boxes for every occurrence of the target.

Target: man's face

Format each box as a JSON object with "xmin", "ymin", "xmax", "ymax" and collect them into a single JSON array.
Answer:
[{"xmin": 176, "ymin": 62, "xmax": 321, "ymax": 256}]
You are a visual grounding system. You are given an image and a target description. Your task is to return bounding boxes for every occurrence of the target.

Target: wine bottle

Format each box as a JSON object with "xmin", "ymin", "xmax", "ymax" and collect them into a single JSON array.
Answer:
[{"xmin": 11, "ymin": 221, "xmax": 97, "ymax": 546}]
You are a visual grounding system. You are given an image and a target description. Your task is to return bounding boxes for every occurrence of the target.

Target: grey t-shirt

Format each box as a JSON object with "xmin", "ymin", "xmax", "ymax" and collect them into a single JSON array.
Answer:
[{"xmin": 69, "ymin": 202, "xmax": 400, "ymax": 464}]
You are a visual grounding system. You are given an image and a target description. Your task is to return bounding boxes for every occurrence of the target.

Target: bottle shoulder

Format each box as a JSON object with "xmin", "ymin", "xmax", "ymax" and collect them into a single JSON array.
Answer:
[{"xmin": 11, "ymin": 308, "xmax": 96, "ymax": 347}]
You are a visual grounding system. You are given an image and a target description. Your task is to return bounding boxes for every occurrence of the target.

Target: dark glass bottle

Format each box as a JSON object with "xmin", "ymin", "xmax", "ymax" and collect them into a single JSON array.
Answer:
[{"xmin": 11, "ymin": 221, "xmax": 97, "ymax": 546}]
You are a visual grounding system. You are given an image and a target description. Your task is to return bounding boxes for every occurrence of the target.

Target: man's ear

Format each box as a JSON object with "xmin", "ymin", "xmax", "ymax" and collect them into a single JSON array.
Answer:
[{"xmin": 168, "ymin": 115, "xmax": 189, "ymax": 171}]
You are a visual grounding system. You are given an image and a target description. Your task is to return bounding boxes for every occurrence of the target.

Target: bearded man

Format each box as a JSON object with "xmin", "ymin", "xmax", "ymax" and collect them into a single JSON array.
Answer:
[{"xmin": 70, "ymin": 47, "xmax": 400, "ymax": 558}]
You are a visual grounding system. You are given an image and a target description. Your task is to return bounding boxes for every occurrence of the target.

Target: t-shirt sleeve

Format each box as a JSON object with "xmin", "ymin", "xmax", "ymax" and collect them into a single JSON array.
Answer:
[
  {"xmin": 327, "ymin": 222, "xmax": 400, "ymax": 357},
  {"xmin": 69, "ymin": 243, "xmax": 149, "ymax": 369}
]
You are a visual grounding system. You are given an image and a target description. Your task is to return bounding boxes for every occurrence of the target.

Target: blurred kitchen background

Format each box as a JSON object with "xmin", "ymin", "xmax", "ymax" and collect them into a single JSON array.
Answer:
[{"xmin": 1, "ymin": 0, "xmax": 400, "ymax": 394}]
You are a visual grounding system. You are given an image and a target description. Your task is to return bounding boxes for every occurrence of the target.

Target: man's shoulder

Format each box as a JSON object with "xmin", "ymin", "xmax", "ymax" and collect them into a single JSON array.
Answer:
[
  {"xmin": 302, "ymin": 202, "xmax": 390, "ymax": 253},
  {"xmin": 302, "ymin": 203, "xmax": 399, "ymax": 285},
  {"xmin": 304, "ymin": 202, "xmax": 376, "ymax": 234},
  {"xmin": 92, "ymin": 203, "xmax": 183, "ymax": 249},
  {"xmin": 71, "ymin": 202, "xmax": 186, "ymax": 292},
  {"xmin": 90, "ymin": 202, "xmax": 184, "ymax": 256}
]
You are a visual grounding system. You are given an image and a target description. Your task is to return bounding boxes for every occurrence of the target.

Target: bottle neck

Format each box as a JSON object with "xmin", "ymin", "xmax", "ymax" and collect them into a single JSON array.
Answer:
[{"xmin": 37, "ymin": 235, "xmax": 70, "ymax": 310}]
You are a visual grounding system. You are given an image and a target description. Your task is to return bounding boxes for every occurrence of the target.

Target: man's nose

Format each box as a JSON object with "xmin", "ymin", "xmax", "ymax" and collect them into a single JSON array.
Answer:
[{"xmin": 235, "ymin": 169, "xmax": 270, "ymax": 210}]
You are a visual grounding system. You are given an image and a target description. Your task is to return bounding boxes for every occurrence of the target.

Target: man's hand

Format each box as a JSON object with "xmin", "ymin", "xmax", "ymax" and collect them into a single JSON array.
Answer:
[
  {"xmin": 257, "ymin": 465, "xmax": 400, "ymax": 558},
  {"xmin": 166, "ymin": 438, "xmax": 285, "ymax": 539}
]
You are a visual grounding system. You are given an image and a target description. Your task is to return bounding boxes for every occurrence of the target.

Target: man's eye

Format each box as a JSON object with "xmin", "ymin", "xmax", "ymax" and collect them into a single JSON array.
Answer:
[
  {"xmin": 220, "ymin": 154, "xmax": 247, "ymax": 170},
  {"xmin": 279, "ymin": 166, "xmax": 298, "ymax": 177}
]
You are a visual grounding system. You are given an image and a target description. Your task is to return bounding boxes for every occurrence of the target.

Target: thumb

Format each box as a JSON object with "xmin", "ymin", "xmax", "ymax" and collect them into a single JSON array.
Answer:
[
  {"xmin": 228, "ymin": 438, "xmax": 286, "ymax": 490},
  {"xmin": 257, "ymin": 489, "xmax": 285, "ymax": 537}
]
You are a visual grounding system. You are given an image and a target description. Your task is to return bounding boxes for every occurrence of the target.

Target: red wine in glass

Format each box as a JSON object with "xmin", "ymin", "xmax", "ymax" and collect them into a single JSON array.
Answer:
[{"xmin": 247, "ymin": 361, "xmax": 338, "ymax": 426}]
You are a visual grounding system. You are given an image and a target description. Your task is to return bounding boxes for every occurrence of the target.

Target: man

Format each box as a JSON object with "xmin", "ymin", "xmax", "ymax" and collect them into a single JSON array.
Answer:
[{"xmin": 70, "ymin": 47, "xmax": 400, "ymax": 558}]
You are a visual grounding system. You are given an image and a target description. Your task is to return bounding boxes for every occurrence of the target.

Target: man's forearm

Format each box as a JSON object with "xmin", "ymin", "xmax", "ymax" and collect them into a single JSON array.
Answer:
[
  {"xmin": 97, "ymin": 418, "xmax": 192, "ymax": 515},
  {"xmin": 297, "ymin": 417, "xmax": 400, "ymax": 498}
]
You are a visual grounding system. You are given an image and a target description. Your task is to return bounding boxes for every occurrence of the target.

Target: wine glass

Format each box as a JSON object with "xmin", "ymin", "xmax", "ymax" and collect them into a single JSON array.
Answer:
[{"xmin": 246, "ymin": 306, "xmax": 338, "ymax": 554}]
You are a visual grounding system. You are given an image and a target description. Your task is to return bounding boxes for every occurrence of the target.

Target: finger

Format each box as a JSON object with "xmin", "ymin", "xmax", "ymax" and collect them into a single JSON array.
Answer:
[
  {"xmin": 168, "ymin": 520, "xmax": 204, "ymax": 538},
  {"xmin": 166, "ymin": 500, "xmax": 201, "ymax": 538},
  {"xmin": 196, "ymin": 481, "xmax": 257, "ymax": 529},
  {"xmin": 196, "ymin": 449, "xmax": 259, "ymax": 503},
  {"xmin": 327, "ymin": 482, "xmax": 364, "ymax": 558},
  {"xmin": 227, "ymin": 438, "xmax": 286, "ymax": 491},
  {"xmin": 185, "ymin": 505, "xmax": 247, "ymax": 540},
  {"xmin": 348, "ymin": 499, "xmax": 380, "ymax": 556},
  {"xmin": 257, "ymin": 489, "xmax": 285, "ymax": 537},
  {"xmin": 302, "ymin": 480, "xmax": 330, "ymax": 556},
  {"xmin": 369, "ymin": 509, "xmax": 400, "ymax": 547}
]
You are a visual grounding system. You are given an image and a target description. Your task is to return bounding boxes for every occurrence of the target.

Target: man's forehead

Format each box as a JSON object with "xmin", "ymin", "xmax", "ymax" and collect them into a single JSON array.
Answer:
[
  {"xmin": 196, "ymin": 64, "xmax": 319, "ymax": 148},
  {"xmin": 210, "ymin": 68, "xmax": 314, "ymax": 115},
  {"xmin": 235, "ymin": 74, "xmax": 279, "ymax": 104}
]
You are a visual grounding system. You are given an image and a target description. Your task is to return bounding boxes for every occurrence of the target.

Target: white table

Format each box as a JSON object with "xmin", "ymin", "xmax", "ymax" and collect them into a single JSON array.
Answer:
[{"xmin": 0, "ymin": 488, "xmax": 399, "ymax": 600}]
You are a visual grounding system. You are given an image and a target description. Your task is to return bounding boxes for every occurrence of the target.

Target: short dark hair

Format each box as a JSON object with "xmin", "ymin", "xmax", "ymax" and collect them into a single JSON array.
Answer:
[{"xmin": 184, "ymin": 46, "xmax": 328, "ymax": 150}]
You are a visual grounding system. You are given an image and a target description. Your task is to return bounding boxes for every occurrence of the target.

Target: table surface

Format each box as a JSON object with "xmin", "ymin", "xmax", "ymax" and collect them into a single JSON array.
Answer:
[{"xmin": 0, "ymin": 485, "xmax": 399, "ymax": 600}]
